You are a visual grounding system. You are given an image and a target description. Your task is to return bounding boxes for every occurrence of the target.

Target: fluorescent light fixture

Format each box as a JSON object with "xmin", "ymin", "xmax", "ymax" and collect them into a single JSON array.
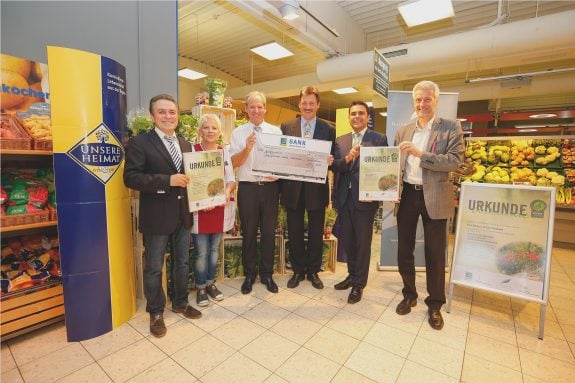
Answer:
[
  {"xmin": 366, "ymin": 102, "xmax": 373, "ymax": 107},
  {"xmin": 515, "ymin": 124, "xmax": 562, "ymax": 129},
  {"xmin": 517, "ymin": 129, "xmax": 538, "ymax": 133},
  {"xmin": 466, "ymin": 67, "xmax": 575, "ymax": 83},
  {"xmin": 379, "ymin": 112, "xmax": 388, "ymax": 117},
  {"xmin": 332, "ymin": 87, "xmax": 358, "ymax": 95},
  {"xmin": 398, "ymin": 0, "xmax": 454, "ymax": 27},
  {"xmin": 529, "ymin": 113, "xmax": 557, "ymax": 119},
  {"xmin": 456, "ymin": 118, "xmax": 468, "ymax": 122},
  {"xmin": 251, "ymin": 42, "xmax": 294, "ymax": 60},
  {"xmin": 178, "ymin": 68, "xmax": 207, "ymax": 80},
  {"xmin": 279, "ymin": 1, "xmax": 300, "ymax": 20}
]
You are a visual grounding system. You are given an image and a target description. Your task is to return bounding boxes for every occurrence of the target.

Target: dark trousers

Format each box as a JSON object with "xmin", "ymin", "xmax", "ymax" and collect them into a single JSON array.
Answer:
[
  {"xmin": 143, "ymin": 222, "xmax": 190, "ymax": 314},
  {"xmin": 286, "ymin": 192, "xmax": 325, "ymax": 275},
  {"xmin": 237, "ymin": 182, "xmax": 279, "ymax": 278},
  {"xmin": 340, "ymin": 193, "xmax": 377, "ymax": 288},
  {"xmin": 397, "ymin": 185, "xmax": 447, "ymax": 310}
]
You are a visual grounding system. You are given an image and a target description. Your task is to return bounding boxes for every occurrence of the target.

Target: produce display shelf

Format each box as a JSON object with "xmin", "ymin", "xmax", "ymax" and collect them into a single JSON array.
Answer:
[
  {"xmin": 1, "ymin": 282, "xmax": 64, "ymax": 340},
  {"xmin": 1, "ymin": 149, "xmax": 52, "ymax": 156},
  {"xmin": 0, "ymin": 220, "xmax": 57, "ymax": 234}
]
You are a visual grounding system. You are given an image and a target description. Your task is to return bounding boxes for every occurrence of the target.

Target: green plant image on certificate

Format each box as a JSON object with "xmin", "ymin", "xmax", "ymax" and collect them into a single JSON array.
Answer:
[
  {"xmin": 207, "ymin": 178, "xmax": 224, "ymax": 196},
  {"xmin": 495, "ymin": 241, "xmax": 544, "ymax": 276},
  {"xmin": 378, "ymin": 174, "xmax": 397, "ymax": 191}
]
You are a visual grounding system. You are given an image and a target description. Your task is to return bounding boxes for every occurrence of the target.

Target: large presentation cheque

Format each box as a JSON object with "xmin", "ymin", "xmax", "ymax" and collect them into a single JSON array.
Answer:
[
  {"xmin": 251, "ymin": 133, "xmax": 332, "ymax": 184},
  {"xmin": 451, "ymin": 183, "xmax": 555, "ymax": 302},
  {"xmin": 183, "ymin": 149, "xmax": 226, "ymax": 212},
  {"xmin": 359, "ymin": 146, "xmax": 400, "ymax": 201}
]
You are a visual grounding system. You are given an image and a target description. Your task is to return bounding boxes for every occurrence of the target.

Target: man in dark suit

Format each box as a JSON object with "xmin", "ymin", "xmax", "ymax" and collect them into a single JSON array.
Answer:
[
  {"xmin": 332, "ymin": 101, "xmax": 388, "ymax": 303},
  {"xmin": 124, "ymin": 94, "xmax": 201, "ymax": 338},
  {"xmin": 395, "ymin": 81, "xmax": 464, "ymax": 330},
  {"xmin": 280, "ymin": 86, "xmax": 335, "ymax": 290}
]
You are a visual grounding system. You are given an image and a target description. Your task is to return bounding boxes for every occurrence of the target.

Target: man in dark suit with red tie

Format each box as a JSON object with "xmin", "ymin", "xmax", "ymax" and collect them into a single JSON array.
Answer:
[
  {"xmin": 124, "ymin": 94, "xmax": 201, "ymax": 338},
  {"xmin": 332, "ymin": 101, "xmax": 388, "ymax": 304},
  {"xmin": 280, "ymin": 86, "xmax": 335, "ymax": 290}
]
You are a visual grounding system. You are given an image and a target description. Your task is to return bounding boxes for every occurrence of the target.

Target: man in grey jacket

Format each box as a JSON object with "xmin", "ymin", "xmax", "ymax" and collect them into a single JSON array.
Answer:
[{"xmin": 394, "ymin": 80, "xmax": 464, "ymax": 330}]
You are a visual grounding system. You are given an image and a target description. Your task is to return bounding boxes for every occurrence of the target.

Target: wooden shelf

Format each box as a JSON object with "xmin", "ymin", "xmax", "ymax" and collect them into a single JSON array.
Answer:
[
  {"xmin": 1, "ymin": 149, "xmax": 52, "ymax": 156},
  {"xmin": 0, "ymin": 220, "xmax": 57, "ymax": 233}
]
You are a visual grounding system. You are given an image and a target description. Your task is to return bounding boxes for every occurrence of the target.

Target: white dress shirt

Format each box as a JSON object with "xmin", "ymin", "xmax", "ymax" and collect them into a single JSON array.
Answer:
[
  {"xmin": 229, "ymin": 121, "xmax": 282, "ymax": 182},
  {"xmin": 403, "ymin": 117, "xmax": 434, "ymax": 185},
  {"xmin": 155, "ymin": 127, "xmax": 182, "ymax": 155}
]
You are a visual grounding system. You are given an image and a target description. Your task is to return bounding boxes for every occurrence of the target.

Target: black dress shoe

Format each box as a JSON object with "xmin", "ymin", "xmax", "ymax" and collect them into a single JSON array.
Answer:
[
  {"xmin": 395, "ymin": 298, "xmax": 417, "ymax": 315},
  {"xmin": 307, "ymin": 273, "xmax": 324, "ymax": 289},
  {"xmin": 347, "ymin": 286, "xmax": 363, "ymax": 304},
  {"xmin": 428, "ymin": 309, "xmax": 444, "ymax": 330},
  {"xmin": 334, "ymin": 275, "xmax": 353, "ymax": 290},
  {"xmin": 287, "ymin": 273, "xmax": 305, "ymax": 288},
  {"xmin": 261, "ymin": 276, "xmax": 279, "ymax": 293},
  {"xmin": 241, "ymin": 276, "xmax": 254, "ymax": 294}
]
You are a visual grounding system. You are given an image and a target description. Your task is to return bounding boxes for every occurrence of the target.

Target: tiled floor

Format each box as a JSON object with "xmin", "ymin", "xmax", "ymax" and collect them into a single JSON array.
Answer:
[{"xmin": 2, "ymin": 237, "xmax": 575, "ymax": 383}]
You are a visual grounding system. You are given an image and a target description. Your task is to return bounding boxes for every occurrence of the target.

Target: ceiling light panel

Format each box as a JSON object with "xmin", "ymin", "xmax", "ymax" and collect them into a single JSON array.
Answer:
[
  {"xmin": 398, "ymin": 0, "xmax": 454, "ymax": 28},
  {"xmin": 332, "ymin": 87, "xmax": 358, "ymax": 94},
  {"xmin": 178, "ymin": 68, "xmax": 207, "ymax": 80},
  {"xmin": 251, "ymin": 42, "xmax": 294, "ymax": 61}
]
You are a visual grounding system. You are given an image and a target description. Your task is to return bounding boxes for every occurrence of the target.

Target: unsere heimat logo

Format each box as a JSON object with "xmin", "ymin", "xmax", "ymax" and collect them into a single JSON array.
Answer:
[{"xmin": 67, "ymin": 123, "xmax": 124, "ymax": 184}]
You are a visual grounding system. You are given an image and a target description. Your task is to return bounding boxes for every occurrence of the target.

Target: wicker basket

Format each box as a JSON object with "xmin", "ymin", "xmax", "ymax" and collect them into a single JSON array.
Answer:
[
  {"xmin": 48, "ymin": 206, "xmax": 57, "ymax": 221},
  {"xmin": 1, "ymin": 209, "xmax": 50, "ymax": 227},
  {"xmin": 13, "ymin": 114, "xmax": 53, "ymax": 151},
  {"xmin": 0, "ymin": 114, "xmax": 33, "ymax": 150}
]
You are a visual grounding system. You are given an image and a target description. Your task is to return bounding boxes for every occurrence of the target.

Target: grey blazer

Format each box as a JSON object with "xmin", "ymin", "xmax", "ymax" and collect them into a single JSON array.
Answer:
[{"xmin": 394, "ymin": 117, "xmax": 464, "ymax": 219}]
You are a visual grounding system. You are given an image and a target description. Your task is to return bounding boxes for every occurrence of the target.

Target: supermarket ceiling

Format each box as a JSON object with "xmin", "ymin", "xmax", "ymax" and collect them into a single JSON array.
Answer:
[{"xmin": 178, "ymin": 0, "xmax": 575, "ymax": 116}]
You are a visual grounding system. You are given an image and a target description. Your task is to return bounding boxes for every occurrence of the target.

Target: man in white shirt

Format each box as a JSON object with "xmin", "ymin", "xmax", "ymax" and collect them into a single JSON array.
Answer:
[
  {"xmin": 230, "ymin": 91, "xmax": 282, "ymax": 294},
  {"xmin": 394, "ymin": 80, "xmax": 464, "ymax": 330}
]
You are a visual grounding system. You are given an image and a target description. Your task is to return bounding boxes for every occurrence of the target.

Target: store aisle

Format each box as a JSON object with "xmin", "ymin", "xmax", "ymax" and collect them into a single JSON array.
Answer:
[{"xmin": 2, "ymin": 238, "xmax": 575, "ymax": 383}]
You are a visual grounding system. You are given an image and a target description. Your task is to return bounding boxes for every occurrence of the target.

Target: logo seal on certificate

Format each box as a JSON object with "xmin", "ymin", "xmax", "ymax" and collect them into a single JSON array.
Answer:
[
  {"xmin": 183, "ymin": 149, "xmax": 226, "ymax": 212},
  {"xmin": 359, "ymin": 146, "xmax": 400, "ymax": 201}
]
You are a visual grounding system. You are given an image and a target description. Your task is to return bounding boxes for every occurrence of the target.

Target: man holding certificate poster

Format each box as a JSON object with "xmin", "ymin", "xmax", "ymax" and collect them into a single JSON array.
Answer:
[
  {"xmin": 280, "ymin": 86, "xmax": 335, "ymax": 290},
  {"xmin": 230, "ymin": 91, "xmax": 282, "ymax": 294},
  {"xmin": 332, "ymin": 101, "xmax": 387, "ymax": 303},
  {"xmin": 394, "ymin": 80, "xmax": 464, "ymax": 330}
]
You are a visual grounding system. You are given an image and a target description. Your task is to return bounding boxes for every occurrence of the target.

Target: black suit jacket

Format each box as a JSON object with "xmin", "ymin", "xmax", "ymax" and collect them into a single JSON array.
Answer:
[
  {"xmin": 332, "ymin": 129, "xmax": 388, "ymax": 211},
  {"xmin": 280, "ymin": 117, "xmax": 336, "ymax": 210},
  {"xmin": 123, "ymin": 130, "xmax": 193, "ymax": 234}
]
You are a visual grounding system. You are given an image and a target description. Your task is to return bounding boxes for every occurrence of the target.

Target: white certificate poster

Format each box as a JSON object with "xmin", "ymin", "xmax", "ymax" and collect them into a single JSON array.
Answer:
[
  {"xmin": 451, "ymin": 183, "xmax": 555, "ymax": 302},
  {"xmin": 251, "ymin": 133, "xmax": 332, "ymax": 184},
  {"xmin": 183, "ymin": 149, "xmax": 226, "ymax": 212},
  {"xmin": 359, "ymin": 146, "xmax": 400, "ymax": 201}
]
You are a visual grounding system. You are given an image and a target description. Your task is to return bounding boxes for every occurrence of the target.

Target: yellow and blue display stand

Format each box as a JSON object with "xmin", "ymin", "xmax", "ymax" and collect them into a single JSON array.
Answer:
[{"xmin": 47, "ymin": 46, "xmax": 135, "ymax": 341}]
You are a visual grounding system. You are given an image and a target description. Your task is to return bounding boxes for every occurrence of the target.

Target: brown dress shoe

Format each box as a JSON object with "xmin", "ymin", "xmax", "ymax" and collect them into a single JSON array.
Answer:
[
  {"xmin": 172, "ymin": 305, "xmax": 202, "ymax": 319},
  {"xmin": 150, "ymin": 313, "xmax": 167, "ymax": 338},
  {"xmin": 428, "ymin": 309, "xmax": 444, "ymax": 330},
  {"xmin": 395, "ymin": 298, "xmax": 417, "ymax": 315}
]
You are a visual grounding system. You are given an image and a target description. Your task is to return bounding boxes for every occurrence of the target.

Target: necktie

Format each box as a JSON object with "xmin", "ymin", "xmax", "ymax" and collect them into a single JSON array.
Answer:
[
  {"xmin": 164, "ymin": 135, "xmax": 182, "ymax": 171},
  {"xmin": 304, "ymin": 122, "xmax": 312, "ymax": 138},
  {"xmin": 253, "ymin": 125, "xmax": 261, "ymax": 133},
  {"xmin": 353, "ymin": 132, "xmax": 361, "ymax": 147}
]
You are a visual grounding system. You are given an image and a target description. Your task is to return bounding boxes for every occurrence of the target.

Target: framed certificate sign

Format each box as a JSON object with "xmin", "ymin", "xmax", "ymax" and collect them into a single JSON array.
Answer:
[{"xmin": 450, "ymin": 183, "xmax": 555, "ymax": 303}]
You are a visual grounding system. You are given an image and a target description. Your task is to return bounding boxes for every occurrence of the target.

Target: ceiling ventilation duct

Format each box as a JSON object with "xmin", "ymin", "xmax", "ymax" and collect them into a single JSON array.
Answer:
[{"xmin": 316, "ymin": 10, "xmax": 575, "ymax": 84}]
